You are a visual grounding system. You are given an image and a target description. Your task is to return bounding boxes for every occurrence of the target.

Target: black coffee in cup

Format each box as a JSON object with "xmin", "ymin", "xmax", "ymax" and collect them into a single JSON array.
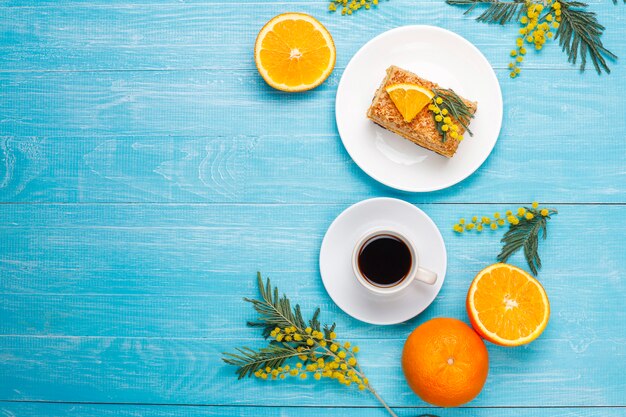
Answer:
[{"xmin": 357, "ymin": 234, "xmax": 412, "ymax": 287}]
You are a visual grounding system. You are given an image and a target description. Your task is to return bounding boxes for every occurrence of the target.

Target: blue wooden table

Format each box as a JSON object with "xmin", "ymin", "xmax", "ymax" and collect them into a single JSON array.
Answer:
[{"xmin": 1, "ymin": 0, "xmax": 625, "ymax": 416}]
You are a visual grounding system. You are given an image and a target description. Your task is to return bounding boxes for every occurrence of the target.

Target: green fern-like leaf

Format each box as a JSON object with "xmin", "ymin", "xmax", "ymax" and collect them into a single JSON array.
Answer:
[
  {"xmin": 223, "ymin": 345, "xmax": 302, "ymax": 379},
  {"xmin": 223, "ymin": 274, "xmax": 401, "ymax": 417},
  {"xmin": 432, "ymin": 88, "xmax": 475, "ymax": 142},
  {"xmin": 446, "ymin": 0, "xmax": 526, "ymax": 24},
  {"xmin": 245, "ymin": 272, "xmax": 304, "ymax": 337},
  {"xmin": 446, "ymin": 0, "xmax": 618, "ymax": 75},
  {"xmin": 497, "ymin": 208, "xmax": 557, "ymax": 275},
  {"xmin": 556, "ymin": 1, "xmax": 617, "ymax": 74}
]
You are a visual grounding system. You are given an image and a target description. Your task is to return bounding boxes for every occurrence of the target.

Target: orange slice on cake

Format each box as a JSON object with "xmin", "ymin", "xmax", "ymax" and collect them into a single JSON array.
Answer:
[{"xmin": 385, "ymin": 83, "xmax": 434, "ymax": 123}]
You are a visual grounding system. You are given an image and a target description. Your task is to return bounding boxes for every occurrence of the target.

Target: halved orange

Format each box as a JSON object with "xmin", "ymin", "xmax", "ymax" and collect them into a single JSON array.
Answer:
[
  {"xmin": 254, "ymin": 13, "xmax": 336, "ymax": 92},
  {"xmin": 467, "ymin": 263, "xmax": 550, "ymax": 346},
  {"xmin": 385, "ymin": 83, "xmax": 434, "ymax": 123}
]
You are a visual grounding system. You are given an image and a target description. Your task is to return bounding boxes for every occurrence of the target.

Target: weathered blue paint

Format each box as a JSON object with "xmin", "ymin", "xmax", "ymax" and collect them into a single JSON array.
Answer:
[{"xmin": 1, "ymin": 1, "xmax": 625, "ymax": 415}]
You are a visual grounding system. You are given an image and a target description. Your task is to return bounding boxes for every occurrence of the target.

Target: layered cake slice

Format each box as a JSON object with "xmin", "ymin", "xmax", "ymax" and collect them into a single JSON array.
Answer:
[{"xmin": 366, "ymin": 65, "xmax": 477, "ymax": 158}]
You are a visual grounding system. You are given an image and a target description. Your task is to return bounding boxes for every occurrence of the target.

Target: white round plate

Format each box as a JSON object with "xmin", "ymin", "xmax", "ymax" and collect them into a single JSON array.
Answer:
[
  {"xmin": 319, "ymin": 198, "xmax": 447, "ymax": 325},
  {"xmin": 336, "ymin": 25, "xmax": 503, "ymax": 192}
]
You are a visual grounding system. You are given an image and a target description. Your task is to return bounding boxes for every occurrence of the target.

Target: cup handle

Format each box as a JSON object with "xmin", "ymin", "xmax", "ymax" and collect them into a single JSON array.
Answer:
[{"xmin": 414, "ymin": 266, "xmax": 437, "ymax": 285}]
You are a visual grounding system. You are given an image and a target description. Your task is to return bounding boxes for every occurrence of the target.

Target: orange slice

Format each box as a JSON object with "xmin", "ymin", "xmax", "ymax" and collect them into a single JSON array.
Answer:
[
  {"xmin": 385, "ymin": 83, "xmax": 434, "ymax": 123},
  {"xmin": 254, "ymin": 13, "xmax": 336, "ymax": 92},
  {"xmin": 467, "ymin": 263, "xmax": 550, "ymax": 346}
]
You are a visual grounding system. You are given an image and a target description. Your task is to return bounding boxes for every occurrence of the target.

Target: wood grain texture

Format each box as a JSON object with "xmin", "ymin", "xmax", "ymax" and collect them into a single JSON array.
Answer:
[
  {"xmin": 1, "ymin": 0, "xmax": 625, "ymax": 415},
  {"xmin": 0, "ymin": 2, "xmax": 620, "ymax": 72},
  {"xmin": 1, "ymin": 404, "xmax": 624, "ymax": 417},
  {"xmin": 0, "ymin": 204, "xmax": 625, "ymax": 406},
  {"xmin": 1, "ymin": 67, "xmax": 625, "ymax": 204},
  {"xmin": 2, "ymin": 66, "xmax": 625, "ymax": 137},
  {"xmin": 1, "ymin": 132, "xmax": 625, "ymax": 203},
  {"xmin": 7, "ymin": 68, "xmax": 624, "ymax": 138},
  {"xmin": 0, "ymin": 203, "xmax": 622, "ymax": 296},
  {"xmin": 1, "ymin": 335, "xmax": 625, "ymax": 406}
]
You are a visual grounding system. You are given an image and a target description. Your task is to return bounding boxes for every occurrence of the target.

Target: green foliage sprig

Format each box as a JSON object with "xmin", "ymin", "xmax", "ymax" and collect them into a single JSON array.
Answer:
[
  {"xmin": 498, "ymin": 206, "xmax": 558, "ymax": 274},
  {"xmin": 557, "ymin": 1, "xmax": 617, "ymax": 74},
  {"xmin": 447, "ymin": 0, "xmax": 617, "ymax": 77},
  {"xmin": 223, "ymin": 273, "xmax": 399, "ymax": 417},
  {"xmin": 453, "ymin": 202, "xmax": 558, "ymax": 275},
  {"xmin": 429, "ymin": 88, "xmax": 475, "ymax": 142},
  {"xmin": 449, "ymin": 0, "xmax": 526, "ymax": 24}
]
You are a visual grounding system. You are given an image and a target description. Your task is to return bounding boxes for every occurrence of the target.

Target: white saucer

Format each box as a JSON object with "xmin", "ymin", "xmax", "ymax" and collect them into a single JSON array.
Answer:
[
  {"xmin": 335, "ymin": 25, "xmax": 503, "ymax": 192},
  {"xmin": 319, "ymin": 198, "xmax": 447, "ymax": 325}
]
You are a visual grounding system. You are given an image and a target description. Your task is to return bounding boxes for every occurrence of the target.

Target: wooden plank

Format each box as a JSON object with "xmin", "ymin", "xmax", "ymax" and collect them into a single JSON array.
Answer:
[
  {"xmin": 0, "ymin": 0, "xmax": 608, "ymax": 4},
  {"xmin": 0, "ymin": 204, "xmax": 623, "ymax": 343},
  {"xmin": 0, "ymin": 1, "xmax": 622, "ymax": 72},
  {"xmin": 1, "ymin": 335, "xmax": 625, "ymax": 406},
  {"xmin": 1, "ymin": 203, "xmax": 623, "ymax": 407},
  {"xmin": 1, "ymin": 68, "xmax": 625, "ymax": 204},
  {"xmin": 1, "ymin": 131, "xmax": 625, "ymax": 203},
  {"xmin": 1, "ymin": 403, "xmax": 624, "ymax": 417},
  {"xmin": 1, "ymin": 0, "xmax": 624, "ymax": 412},
  {"xmin": 2, "ymin": 69, "xmax": 623, "ymax": 139},
  {"xmin": 0, "ymin": 202, "xmax": 622, "ymax": 293}
]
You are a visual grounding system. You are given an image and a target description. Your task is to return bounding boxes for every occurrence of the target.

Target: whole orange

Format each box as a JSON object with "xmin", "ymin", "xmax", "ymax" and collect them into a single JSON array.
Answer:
[{"xmin": 401, "ymin": 317, "xmax": 489, "ymax": 407}]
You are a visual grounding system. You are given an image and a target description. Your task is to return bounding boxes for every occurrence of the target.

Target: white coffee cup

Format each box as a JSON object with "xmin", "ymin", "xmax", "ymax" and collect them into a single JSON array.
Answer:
[{"xmin": 352, "ymin": 227, "xmax": 437, "ymax": 295}]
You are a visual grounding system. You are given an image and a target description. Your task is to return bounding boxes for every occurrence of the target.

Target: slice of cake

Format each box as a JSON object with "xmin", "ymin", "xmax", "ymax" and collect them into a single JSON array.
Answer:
[{"xmin": 366, "ymin": 65, "xmax": 477, "ymax": 158}]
